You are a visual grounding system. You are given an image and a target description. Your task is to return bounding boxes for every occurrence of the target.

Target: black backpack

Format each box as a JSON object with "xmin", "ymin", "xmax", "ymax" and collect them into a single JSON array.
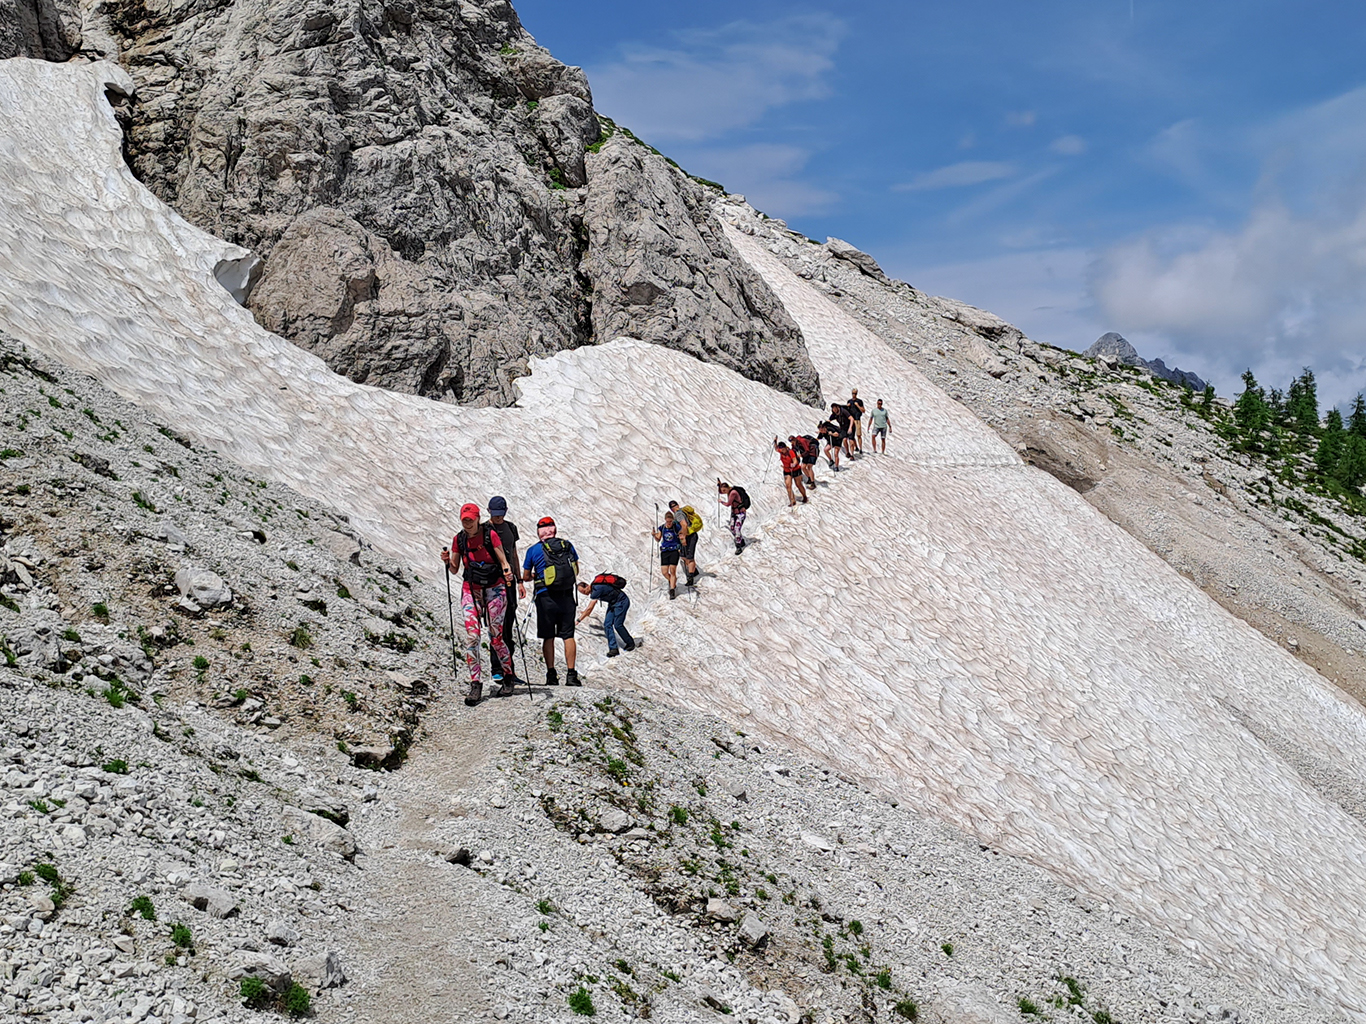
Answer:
[
  {"xmin": 593, "ymin": 572, "xmax": 627, "ymax": 590},
  {"xmin": 457, "ymin": 526, "xmax": 502, "ymax": 587},
  {"xmin": 538, "ymin": 537, "xmax": 578, "ymax": 591},
  {"xmin": 800, "ymin": 435, "xmax": 818, "ymax": 455},
  {"xmin": 733, "ymin": 486, "xmax": 751, "ymax": 510}
]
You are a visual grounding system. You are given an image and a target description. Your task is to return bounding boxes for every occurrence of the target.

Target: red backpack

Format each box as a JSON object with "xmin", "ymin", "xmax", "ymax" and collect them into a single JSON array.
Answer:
[{"xmin": 592, "ymin": 572, "xmax": 627, "ymax": 590}]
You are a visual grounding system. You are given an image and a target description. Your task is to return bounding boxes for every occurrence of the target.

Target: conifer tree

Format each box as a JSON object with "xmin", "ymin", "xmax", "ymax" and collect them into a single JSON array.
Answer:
[{"xmin": 1316, "ymin": 408, "xmax": 1345, "ymax": 477}]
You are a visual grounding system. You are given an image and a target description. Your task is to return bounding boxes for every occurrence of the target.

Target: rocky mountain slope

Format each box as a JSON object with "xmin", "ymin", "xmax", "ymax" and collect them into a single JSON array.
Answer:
[
  {"xmin": 1084, "ymin": 334, "xmax": 1207, "ymax": 393},
  {"xmin": 0, "ymin": 0, "xmax": 818, "ymax": 407},
  {"xmin": 7, "ymin": 327, "xmax": 1342, "ymax": 1024}
]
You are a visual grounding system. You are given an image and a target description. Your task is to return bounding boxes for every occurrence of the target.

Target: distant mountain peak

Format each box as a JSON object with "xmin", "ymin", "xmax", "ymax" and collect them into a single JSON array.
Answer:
[{"xmin": 1085, "ymin": 332, "xmax": 1207, "ymax": 393}]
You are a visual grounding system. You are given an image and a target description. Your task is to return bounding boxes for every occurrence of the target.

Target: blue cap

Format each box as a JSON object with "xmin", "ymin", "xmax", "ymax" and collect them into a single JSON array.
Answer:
[{"xmin": 488, "ymin": 496, "xmax": 508, "ymax": 514}]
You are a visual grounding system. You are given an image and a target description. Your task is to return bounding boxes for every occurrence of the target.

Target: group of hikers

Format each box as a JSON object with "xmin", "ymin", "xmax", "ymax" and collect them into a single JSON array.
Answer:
[{"xmin": 440, "ymin": 390, "xmax": 891, "ymax": 706}]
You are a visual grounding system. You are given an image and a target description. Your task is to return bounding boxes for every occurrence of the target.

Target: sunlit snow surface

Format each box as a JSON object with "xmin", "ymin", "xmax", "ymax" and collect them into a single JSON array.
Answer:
[{"xmin": 5, "ymin": 59, "xmax": 1366, "ymax": 1017}]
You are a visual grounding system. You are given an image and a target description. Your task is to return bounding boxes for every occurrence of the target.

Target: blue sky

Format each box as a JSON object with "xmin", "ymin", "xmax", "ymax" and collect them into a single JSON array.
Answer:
[{"xmin": 514, "ymin": 1, "xmax": 1366, "ymax": 405}]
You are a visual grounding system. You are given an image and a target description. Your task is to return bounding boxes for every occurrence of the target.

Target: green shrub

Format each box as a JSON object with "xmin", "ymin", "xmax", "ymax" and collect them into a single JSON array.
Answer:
[
  {"xmin": 669, "ymin": 805, "xmax": 688, "ymax": 825},
  {"xmin": 92, "ymin": 601, "xmax": 109, "ymax": 621},
  {"xmin": 61, "ymin": 628, "xmax": 81, "ymax": 643},
  {"xmin": 192, "ymin": 655, "xmax": 209, "ymax": 671},
  {"xmin": 102, "ymin": 758, "xmax": 129, "ymax": 774},
  {"xmin": 876, "ymin": 968, "xmax": 892, "ymax": 989},
  {"xmin": 536, "ymin": 899, "xmax": 554, "ymax": 915},
  {"xmin": 848, "ymin": 919, "xmax": 864, "ymax": 936},
  {"xmin": 941, "ymin": 942, "xmax": 954, "ymax": 957},
  {"xmin": 340, "ymin": 690, "xmax": 359, "ymax": 710},
  {"xmin": 170, "ymin": 923, "xmax": 193, "ymax": 949},
  {"xmin": 284, "ymin": 983, "xmax": 311, "ymax": 1017},
  {"xmin": 1019, "ymin": 997, "xmax": 1043, "ymax": 1016},
  {"xmin": 894, "ymin": 999, "xmax": 919, "ymax": 1020},
  {"xmin": 289, "ymin": 625, "xmax": 313, "ymax": 649},
  {"xmin": 567, "ymin": 986, "xmax": 596, "ymax": 1016},
  {"xmin": 16, "ymin": 870, "xmax": 34, "ymax": 886},
  {"xmin": 239, "ymin": 976, "xmax": 269, "ymax": 1008},
  {"xmin": 128, "ymin": 895, "xmax": 156, "ymax": 921}
]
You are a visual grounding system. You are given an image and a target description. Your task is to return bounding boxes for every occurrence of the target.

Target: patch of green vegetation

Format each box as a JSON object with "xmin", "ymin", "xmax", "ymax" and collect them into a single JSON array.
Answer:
[
  {"xmin": 567, "ymin": 985, "xmax": 596, "ymax": 1016},
  {"xmin": 1018, "ymin": 997, "xmax": 1043, "ymax": 1016},
  {"xmin": 34, "ymin": 862, "xmax": 73, "ymax": 909},
  {"xmin": 131, "ymin": 490, "xmax": 158, "ymax": 513},
  {"xmin": 284, "ymin": 983, "xmax": 311, "ymax": 1017},
  {"xmin": 536, "ymin": 898, "xmax": 555, "ymax": 915},
  {"xmin": 289, "ymin": 625, "xmax": 313, "ymax": 649},
  {"xmin": 335, "ymin": 583, "xmax": 351, "ymax": 599},
  {"xmin": 894, "ymin": 998, "xmax": 919, "ymax": 1020},
  {"xmin": 102, "ymin": 758, "xmax": 129, "ymax": 774},
  {"xmin": 876, "ymin": 968, "xmax": 892, "ymax": 989},
  {"xmin": 669, "ymin": 804, "xmax": 688, "ymax": 825},
  {"xmin": 941, "ymin": 942, "xmax": 954, "ymax": 957},
  {"xmin": 240, "ymin": 976, "xmax": 269, "ymax": 1008},
  {"xmin": 341, "ymin": 690, "xmax": 359, "ymax": 711},
  {"xmin": 92, "ymin": 601, "xmax": 109, "ymax": 621},
  {"xmin": 170, "ymin": 922, "xmax": 194, "ymax": 950}
]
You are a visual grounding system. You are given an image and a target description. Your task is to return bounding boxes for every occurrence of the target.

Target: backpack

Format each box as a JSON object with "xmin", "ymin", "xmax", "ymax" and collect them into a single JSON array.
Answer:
[
  {"xmin": 537, "ymin": 537, "xmax": 578, "ymax": 591},
  {"xmin": 457, "ymin": 526, "xmax": 502, "ymax": 587},
  {"xmin": 733, "ymin": 486, "xmax": 751, "ymax": 510},
  {"xmin": 681, "ymin": 506, "xmax": 704, "ymax": 534},
  {"xmin": 795, "ymin": 435, "xmax": 817, "ymax": 456},
  {"xmin": 592, "ymin": 572, "xmax": 627, "ymax": 590}
]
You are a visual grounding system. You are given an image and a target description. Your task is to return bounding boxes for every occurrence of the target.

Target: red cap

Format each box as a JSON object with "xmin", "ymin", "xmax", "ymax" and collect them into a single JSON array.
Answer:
[
  {"xmin": 537, "ymin": 516, "xmax": 555, "ymax": 528},
  {"xmin": 460, "ymin": 503, "xmax": 480, "ymax": 522}
]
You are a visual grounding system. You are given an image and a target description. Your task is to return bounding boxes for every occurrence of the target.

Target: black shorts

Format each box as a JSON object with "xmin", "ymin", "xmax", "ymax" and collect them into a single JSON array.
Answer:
[
  {"xmin": 534, "ymin": 588, "xmax": 576, "ymax": 639},
  {"xmin": 783, "ymin": 469, "xmax": 801, "ymax": 478},
  {"xmin": 681, "ymin": 533, "xmax": 697, "ymax": 560},
  {"xmin": 660, "ymin": 550, "xmax": 680, "ymax": 567},
  {"xmin": 801, "ymin": 455, "xmax": 817, "ymax": 465}
]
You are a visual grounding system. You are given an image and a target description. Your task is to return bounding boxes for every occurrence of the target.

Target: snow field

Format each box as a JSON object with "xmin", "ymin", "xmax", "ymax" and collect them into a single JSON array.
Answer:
[{"xmin": 5, "ymin": 57, "xmax": 1366, "ymax": 1019}]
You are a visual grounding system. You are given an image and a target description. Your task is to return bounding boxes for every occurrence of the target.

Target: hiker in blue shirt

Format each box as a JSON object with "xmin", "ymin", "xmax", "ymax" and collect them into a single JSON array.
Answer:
[
  {"xmin": 577, "ymin": 574, "xmax": 636, "ymax": 657},
  {"xmin": 521, "ymin": 516, "xmax": 581, "ymax": 687},
  {"xmin": 652, "ymin": 510, "xmax": 684, "ymax": 600}
]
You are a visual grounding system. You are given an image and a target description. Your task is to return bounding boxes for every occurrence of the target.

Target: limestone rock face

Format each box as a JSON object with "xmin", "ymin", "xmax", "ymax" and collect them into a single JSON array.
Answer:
[{"xmin": 15, "ymin": 0, "xmax": 818, "ymax": 405}]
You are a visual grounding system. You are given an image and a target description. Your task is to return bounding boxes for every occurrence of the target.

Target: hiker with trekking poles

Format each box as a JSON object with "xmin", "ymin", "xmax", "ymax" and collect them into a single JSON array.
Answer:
[
  {"xmin": 717, "ymin": 479, "xmax": 751, "ymax": 553},
  {"xmin": 576, "ymin": 573, "xmax": 637, "ymax": 656},
  {"xmin": 818, "ymin": 413, "xmax": 843, "ymax": 471},
  {"xmin": 522, "ymin": 516, "xmax": 582, "ymax": 687},
  {"xmin": 440, "ymin": 502, "xmax": 517, "ymax": 706},
  {"xmin": 787, "ymin": 434, "xmax": 819, "ymax": 489},
  {"xmin": 773, "ymin": 438, "xmax": 809, "ymax": 506},
  {"xmin": 668, "ymin": 500, "xmax": 703, "ymax": 587},
  {"xmin": 484, "ymin": 496, "xmax": 525, "ymax": 685},
  {"xmin": 653, "ymin": 509, "xmax": 685, "ymax": 599}
]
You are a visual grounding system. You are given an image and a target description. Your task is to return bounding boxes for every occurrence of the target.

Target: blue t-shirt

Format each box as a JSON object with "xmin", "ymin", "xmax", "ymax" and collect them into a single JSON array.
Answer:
[
  {"xmin": 589, "ymin": 583, "xmax": 626, "ymax": 605},
  {"xmin": 657, "ymin": 523, "xmax": 682, "ymax": 551},
  {"xmin": 523, "ymin": 539, "xmax": 580, "ymax": 584}
]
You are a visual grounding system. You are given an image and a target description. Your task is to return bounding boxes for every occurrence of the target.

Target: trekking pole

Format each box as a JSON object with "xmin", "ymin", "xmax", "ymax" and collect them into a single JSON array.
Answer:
[
  {"xmin": 441, "ymin": 552, "xmax": 459, "ymax": 686},
  {"xmin": 517, "ymin": 604, "xmax": 535, "ymax": 701},
  {"xmin": 653, "ymin": 503, "xmax": 659, "ymax": 594}
]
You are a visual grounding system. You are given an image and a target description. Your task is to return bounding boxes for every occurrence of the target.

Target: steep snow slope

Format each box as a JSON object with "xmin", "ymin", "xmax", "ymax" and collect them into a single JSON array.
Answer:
[{"xmin": 6, "ymin": 58, "xmax": 1366, "ymax": 1019}]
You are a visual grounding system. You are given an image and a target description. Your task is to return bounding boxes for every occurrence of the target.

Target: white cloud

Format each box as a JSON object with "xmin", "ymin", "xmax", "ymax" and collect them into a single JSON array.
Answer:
[
  {"xmin": 678, "ymin": 143, "xmax": 838, "ymax": 218},
  {"xmin": 1092, "ymin": 86, "xmax": 1366, "ymax": 405},
  {"xmin": 586, "ymin": 15, "xmax": 845, "ymax": 144},
  {"xmin": 1050, "ymin": 134, "xmax": 1087, "ymax": 156},
  {"xmin": 894, "ymin": 161, "xmax": 1016, "ymax": 192}
]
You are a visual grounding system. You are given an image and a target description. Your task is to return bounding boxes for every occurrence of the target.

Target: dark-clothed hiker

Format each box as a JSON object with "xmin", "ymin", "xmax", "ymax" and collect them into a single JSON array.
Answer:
[
  {"xmin": 818, "ymin": 416, "xmax": 842, "ymax": 471},
  {"xmin": 668, "ymin": 500, "xmax": 704, "ymax": 586},
  {"xmin": 789, "ymin": 434, "xmax": 819, "ymax": 488},
  {"xmin": 485, "ymin": 495, "xmax": 525, "ymax": 683},
  {"xmin": 718, "ymin": 479, "xmax": 750, "ymax": 553},
  {"xmin": 522, "ymin": 517, "xmax": 581, "ymax": 686},
  {"xmin": 833, "ymin": 402, "xmax": 857, "ymax": 458},
  {"xmin": 654, "ymin": 511, "xmax": 683, "ymax": 599},
  {"xmin": 577, "ymin": 574, "xmax": 636, "ymax": 656},
  {"xmin": 440, "ymin": 502, "xmax": 517, "ymax": 705},
  {"xmin": 849, "ymin": 389, "xmax": 867, "ymax": 453},
  {"xmin": 773, "ymin": 438, "xmax": 808, "ymax": 506}
]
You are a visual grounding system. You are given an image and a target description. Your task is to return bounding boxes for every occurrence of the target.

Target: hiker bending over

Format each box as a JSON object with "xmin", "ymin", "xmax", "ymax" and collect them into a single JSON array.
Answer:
[
  {"xmin": 773, "ymin": 438, "xmax": 809, "ymax": 506},
  {"xmin": 653, "ymin": 510, "xmax": 684, "ymax": 600},
  {"xmin": 833, "ymin": 402, "xmax": 857, "ymax": 459},
  {"xmin": 870, "ymin": 399, "xmax": 892, "ymax": 454},
  {"xmin": 440, "ymin": 502, "xmax": 516, "ymax": 706},
  {"xmin": 522, "ymin": 516, "xmax": 581, "ymax": 687},
  {"xmin": 668, "ymin": 500, "xmax": 703, "ymax": 587},
  {"xmin": 848, "ymin": 389, "xmax": 867, "ymax": 454},
  {"xmin": 485, "ymin": 495, "xmax": 526, "ymax": 683},
  {"xmin": 577, "ymin": 574, "xmax": 636, "ymax": 656},
  {"xmin": 789, "ymin": 434, "xmax": 819, "ymax": 488},
  {"xmin": 818, "ymin": 418, "xmax": 842, "ymax": 472},
  {"xmin": 717, "ymin": 479, "xmax": 751, "ymax": 554}
]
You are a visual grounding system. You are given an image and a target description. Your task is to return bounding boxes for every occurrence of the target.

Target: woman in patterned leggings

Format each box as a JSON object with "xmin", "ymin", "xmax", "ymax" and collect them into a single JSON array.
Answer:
[
  {"xmin": 718, "ymin": 481, "xmax": 748, "ymax": 554},
  {"xmin": 441, "ymin": 502, "xmax": 516, "ymax": 706}
]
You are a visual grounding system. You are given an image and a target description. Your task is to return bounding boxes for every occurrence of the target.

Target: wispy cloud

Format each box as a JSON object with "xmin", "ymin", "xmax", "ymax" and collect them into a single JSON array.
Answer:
[
  {"xmin": 680, "ymin": 143, "xmax": 838, "ymax": 217},
  {"xmin": 1050, "ymin": 134, "xmax": 1087, "ymax": 156},
  {"xmin": 894, "ymin": 160, "xmax": 1016, "ymax": 192},
  {"xmin": 586, "ymin": 14, "xmax": 846, "ymax": 144},
  {"xmin": 1005, "ymin": 110, "xmax": 1037, "ymax": 128},
  {"xmin": 1092, "ymin": 85, "xmax": 1366, "ymax": 404}
]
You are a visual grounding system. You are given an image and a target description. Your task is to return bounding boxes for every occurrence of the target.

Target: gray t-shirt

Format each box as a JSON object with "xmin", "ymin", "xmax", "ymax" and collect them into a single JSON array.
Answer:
[{"xmin": 871, "ymin": 407, "xmax": 890, "ymax": 430}]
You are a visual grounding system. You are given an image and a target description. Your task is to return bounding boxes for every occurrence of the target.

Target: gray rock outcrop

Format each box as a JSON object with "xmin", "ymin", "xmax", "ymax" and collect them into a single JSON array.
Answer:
[
  {"xmin": 3, "ymin": 0, "xmax": 820, "ymax": 406},
  {"xmin": 1085, "ymin": 332, "xmax": 1207, "ymax": 391}
]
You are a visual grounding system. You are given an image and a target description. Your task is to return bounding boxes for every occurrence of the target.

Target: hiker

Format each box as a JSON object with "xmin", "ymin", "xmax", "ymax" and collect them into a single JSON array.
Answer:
[
  {"xmin": 440, "ymin": 503, "xmax": 517, "ymax": 706},
  {"xmin": 485, "ymin": 495, "xmax": 526, "ymax": 683},
  {"xmin": 668, "ymin": 500, "xmax": 704, "ymax": 586},
  {"xmin": 653, "ymin": 510, "xmax": 684, "ymax": 599},
  {"xmin": 521, "ymin": 516, "xmax": 581, "ymax": 687},
  {"xmin": 870, "ymin": 399, "xmax": 892, "ymax": 454},
  {"xmin": 789, "ymin": 434, "xmax": 819, "ymax": 488},
  {"xmin": 717, "ymin": 479, "xmax": 751, "ymax": 553},
  {"xmin": 819, "ymin": 413, "xmax": 843, "ymax": 471},
  {"xmin": 834, "ymin": 402, "xmax": 857, "ymax": 459},
  {"xmin": 848, "ymin": 389, "xmax": 867, "ymax": 453},
  {"xmin": 576, "ymin": 574, "xmax": 636, "ymax": 656},
  {"xmin": 773, "ymin": 437, "xmax": 809, "ymax": 506}
]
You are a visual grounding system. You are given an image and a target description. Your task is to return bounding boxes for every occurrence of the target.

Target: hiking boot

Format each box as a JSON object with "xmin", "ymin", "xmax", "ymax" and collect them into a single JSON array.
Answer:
[
  {"xmin": 495, "ymin": 676, "xmax": 516, "ymax": 698},
  {"xmin": 607, "ymin": 648, "xmax": 620, "ymax": 658},
  {"xmin": 566, "ymin": 668, "xmax": 581, "ymax": 687},
  {"xmin": 669, "ymin": 587, "xmax": 677, "ymax": 600},
  {"xmin": 623, "ymin": 641, "xmax": 636, "ymax": 652},
  {"xmin": 685, "ymin": 573, "xmax": 696, "ymax": 587},
  {"xmin": 800, "ymin": 496, "xmax": 809, "ymax": 503},
  {"xmin": 545, "ymin": 667, "xmax": 559, "ymax": 687},
  {"xmin": 463, "ymin": 681, "xmax": 482, "ymax": 707}
]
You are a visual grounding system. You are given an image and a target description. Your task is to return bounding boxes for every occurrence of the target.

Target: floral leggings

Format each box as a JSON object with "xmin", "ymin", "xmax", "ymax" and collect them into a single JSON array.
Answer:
[
  {"xmin": 729, "ymin": 509, "xmax": 747, "ymax": 547},
  {"xmin": 462, "ymin": 580, "xmax": 511, "ymax": 683}
]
